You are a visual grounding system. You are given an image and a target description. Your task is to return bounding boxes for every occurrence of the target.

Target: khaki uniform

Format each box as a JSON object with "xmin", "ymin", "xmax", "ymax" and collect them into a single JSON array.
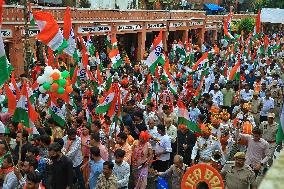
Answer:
[
  {"xmin": 259, "ymin": 121, "xmax": 278, "ymax": 164},
  {"xmin": 221, "ymin": 164, "xmax": 256, "ymax": 189},
  {"xmin": 251, "ymin": 98, "xmax": 261, "ymax": 126},
  {"xmin": 270, "ymin": 86, "xmax": 282, "ymax": 120}
]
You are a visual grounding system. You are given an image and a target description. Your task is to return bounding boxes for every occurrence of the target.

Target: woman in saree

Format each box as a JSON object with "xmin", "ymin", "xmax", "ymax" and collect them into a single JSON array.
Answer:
[{"xmin": 131, "ymin": 131, "xmax": 153, "ymax": 189}]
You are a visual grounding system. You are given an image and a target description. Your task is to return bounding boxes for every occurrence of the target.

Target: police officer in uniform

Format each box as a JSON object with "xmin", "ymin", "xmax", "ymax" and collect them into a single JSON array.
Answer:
[
  {"xmin": 251, "ymin": 92, "xmax": 261, "ymax": 126},
  {"xmin": 270, "ymin": 80, "xmax": 282, "ymax": 120},
  {"xmin": 259, "ymin": 113, "xmax": 278, "ymax": 165},
  {"xmin": 221, "ymin": 152, "xmax": 256, "ymax": 189}
]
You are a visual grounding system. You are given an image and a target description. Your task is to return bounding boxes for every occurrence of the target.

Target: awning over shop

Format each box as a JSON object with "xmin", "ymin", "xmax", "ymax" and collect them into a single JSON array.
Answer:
[{"xmin": 204, "ymin": 4, "xmax": 225, "ymax": 11}]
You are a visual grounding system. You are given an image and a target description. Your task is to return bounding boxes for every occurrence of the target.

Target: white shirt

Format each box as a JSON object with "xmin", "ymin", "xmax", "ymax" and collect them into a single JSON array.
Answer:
[
  {"xmin": 191, "ymin": 135, "xmax": 224, "ymax": 163},
  {"xmin": 204, "ymin": 76, "xmax": 213, "ymax": 94},
  {"xmin": 63, "ymin": 135, "xmax": 83, "ymax": 167},
  {"xmin": 260, "ymin": 97, "xmax": 274, "ymax": 116},
  {"xmin": 112, "ymin": 160, "xmax": 130, "ymax": 188},
  {"xmin": 2, "ymin": 171, "xmax": 18, "ymax": 189},
  {"xmin": 209, "ymin": 90, "xmax": 223, "ymax": 107},
  {"xmin": 148, "ymin": 126, "xmax": 160, "ymax": 139},
  {"xmin": 240, "ymin": 89, "xmax": 254, "ymax": 101},
  {"xmin": 155, "ymin": 134, "xmax": 172, "ymax": 161},
  {"xmin": 166, "ymin": 125, "xmax": 177, "ymax": 143}
]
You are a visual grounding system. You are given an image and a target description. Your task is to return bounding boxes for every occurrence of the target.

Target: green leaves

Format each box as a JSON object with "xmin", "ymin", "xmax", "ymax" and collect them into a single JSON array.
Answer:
[{"xmin": 237, "ymin": 18, "xmax": 255, "ymax": 37}]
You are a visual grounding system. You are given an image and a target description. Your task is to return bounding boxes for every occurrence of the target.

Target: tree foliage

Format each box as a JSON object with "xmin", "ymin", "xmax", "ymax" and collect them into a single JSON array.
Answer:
[
  {"xmin": 237, "ymin": 18, "xmax": 255, "ymax": 37},
  {"xmin": 6, "ymin": 0, "xmax": 18, "ymax": 4},
  {"xmin": 79, "ymin": 0, "xmax": 91, "ymax": 8},
  {"xmin": 256, "ymin": 0, "xmax": 284, "ymax": 10}
]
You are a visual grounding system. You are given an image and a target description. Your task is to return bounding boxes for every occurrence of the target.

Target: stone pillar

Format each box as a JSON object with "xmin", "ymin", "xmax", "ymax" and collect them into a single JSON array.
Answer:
[
  {"xmin": 197, "ymin": 27, "xmax": 205, "ymax": 47},
  {"xmin": 162, "ymin": 30, "xmax": 168, "ymax": 52},
  {"xmin": 182, "ymin": 30, "xmax": 188, "ymax": 43},
  {"xmin": 9, "ymin": 40, "xmax": 25, "ymax": 76},
  {"xmin": 137, "ymin": 28, "xmax": 146, "ymax": 61},
  {"xmin": 212, "ymin": 30, "xmax": 218, "ymax": 42}
]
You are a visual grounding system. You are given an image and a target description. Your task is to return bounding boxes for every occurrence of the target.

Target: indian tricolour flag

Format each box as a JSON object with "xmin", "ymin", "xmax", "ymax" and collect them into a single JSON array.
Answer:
[
  {"xmin": 145, "ymin": 31, "xmax": 164, "ymax": 74},
  {"xmin": 13, "ymin": 82, "xmax": 39, "ymax": 128},
  {"xmin": 253, "ymin": 9, "xmax": 261, "ymax": 36},
  {"xmin": 276, "ymin": 103, "xmax": 284, "ymax": 144},
  {"xmin": 224, "ymin": 9, "xmax": 234, "ymax": 40},
  {"xmin": 175, "ymin": 41, "xmax": 186, "ymax": 56},
  {"xmin": 86, "ymin": 35, "xmax": 95, "ymax": 56},
  {"xmin": 63, "ymin": 7, "xmax": 77, "ymax": 60},
  {"xmin": 192, "ymin": 52, "xmax": 208, "ymax": 71},
  {"xmin": 28, "ymin": 2, "xmax": 35, "ymax": 26},
  {"xmin": 49, "ymin": 98, "xmax": 66, "ymax": 127},
  {"xmin": 95, "ymin": 85, "xmax": 117, "ymax": 114},
  {"xmin": 0, "ymin": 29, "xmax": 9, "ymax": 87},
  {"xmin": 109, "ymin": 48, "xmax": 123, "ymax": 69},
  {"xmin": 33, "ymin": 11, "xmax": 68, "ymax": 52},
  {"xmin": 228, "ymin": 55, "xmax": 241, "ymax": 81},
  {"xmin": 161, "ymin": 54, "xmax": 177, "ymax": 95},
  {"xmin": 111, "ymin": 36, "xmax": 118, "ymax": 49},
  {"xmin": 177, "ymin": 100, "xmax": 201, "ymax": 133}
]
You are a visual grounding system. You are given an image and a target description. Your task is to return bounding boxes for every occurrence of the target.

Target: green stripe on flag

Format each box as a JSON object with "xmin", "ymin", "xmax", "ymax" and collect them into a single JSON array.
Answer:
[
  {"xmin": 55, "ymin": 39, "xmax": 69, "ymax": 55},
  {"xmin": 0, "ymin": 56, "xmax": 9, "ymax": 87},
  {"xmin": 95, "ymin": 103, "xmax": 112, "ymax": 114},
  {"xmin": 178, "ymin": 117, "xmax": 201, "ymax": 133},
  {"xmin": 49, "ymin": 109, "xmax": 66, "ymax": 127},
  {"xmin": 113, "ymin": 59, "xmax": 123, "ymax": 69},
  {"xmin": 276, "ymin": 121, "xmax": 284, "ymax": 144},
  {"xmin": 13, "ymin": 108, "xmax": 29, "ymax": 128}
]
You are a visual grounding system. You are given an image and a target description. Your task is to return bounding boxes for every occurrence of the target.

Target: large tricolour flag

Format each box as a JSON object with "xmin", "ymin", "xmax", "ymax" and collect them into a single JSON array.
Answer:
[
  {"xmin": 228, "ymin": 54, "xmax": 241, "ymax": 81},
  {"xmin": 95, "ymin": 85, "xmax": 117, "ymax": 114},
  {"xmin": 13, "ymin": 82, "xmax": 39, "ymax": 128},
  {"xmin": 49, "ymin": 98, "xmax": 66, "ymax": 127},
  {"xmin": 63, "ymin": 7, "xmax": 77, "ymax": 58},
  {"xmin": 145, "ymin": 31, "xmax": 164, "ymax": 74},
  {"xmin": 192, "ymin": 52, "xmax": 208, "ymax": 71},
  {"xmin": 276, "ymin": 103, "xmax": 284, "ymax": 144},
  {"xmin": 0, "ymin": 29, "xmax": 9, "ymax": 87},
  {"xmin": 109, "ymin": 48, "xmax": 123, "ymax": 69},
  {"xmin": 254, "ymin": 9, "xmax": 261, "ymax": 35},
  {"xmin": 224, "ymin": 9, "xmax": 234, "ymax": 40},
  {"xmin": 0, "ymin": 0, "xmax": 9, "ymax": 87},
  {"xmin": 177, "ymin": 100, "xmax": 201, "ymax": 133},
  {"xmin": 4, "ymin": 83, "xmax": 16, "ymax": 114},
  {"xmin": 161, "ymin": 54, "xmax": 177, "ymax": 95},
  {"xmin": 33, "ymin": 11, "xmax": 68, "ymax": 52}
]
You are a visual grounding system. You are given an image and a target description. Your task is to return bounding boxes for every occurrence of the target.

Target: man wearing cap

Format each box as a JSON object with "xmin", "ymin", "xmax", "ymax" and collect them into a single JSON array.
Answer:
[
  {"xmin": 191, "ymin": 123, "xmax": 224, "ymax": 165},
  {"xmin": 221, "ymin": 152, "xmax": 256, "ymax": 189},
  {"xmin": 250, "ymin": 92, "xmax": 261, "ymax": 126},
  {"xmin": 259, "ymin": 113, "xmax": 278, "ymax": 165}
]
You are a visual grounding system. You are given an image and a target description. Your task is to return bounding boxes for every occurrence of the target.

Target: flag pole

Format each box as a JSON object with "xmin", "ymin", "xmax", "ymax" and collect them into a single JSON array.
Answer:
[
  {"xmin": 23, "ymin": 0, "xmax": 31, "ymax": 77},
  {"xmin": 18, "ymin": 122, "xmax": 24, "ymax": 164}
]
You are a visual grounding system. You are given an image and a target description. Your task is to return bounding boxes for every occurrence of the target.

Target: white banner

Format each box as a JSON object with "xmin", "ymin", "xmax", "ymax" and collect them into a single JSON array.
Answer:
[
  {"xmin": 117, "ymin": 24, "xmax": 142, "ymax": 31},
  {"xmin": 78, "ymin": 26, "xmax": 111, "ymax": 33},
  {"xmin": 261, "ymin": 8, "xmax": 284, "ymax": 24}
]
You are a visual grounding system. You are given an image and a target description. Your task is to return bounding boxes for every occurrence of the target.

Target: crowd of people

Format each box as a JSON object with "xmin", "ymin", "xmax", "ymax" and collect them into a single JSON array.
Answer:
[{"xmin": 1, "ymin": 18, "xmax": 284, "ymax": 189}]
